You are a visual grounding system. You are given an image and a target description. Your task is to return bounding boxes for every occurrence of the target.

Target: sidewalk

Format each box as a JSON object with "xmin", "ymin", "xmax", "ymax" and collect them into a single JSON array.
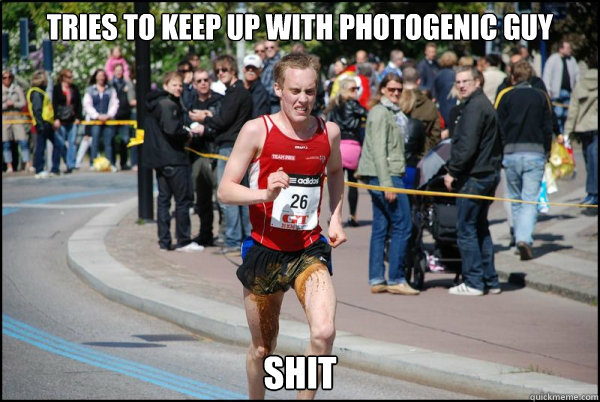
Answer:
[{"xmin": 67, "ymin": 186, "xmax": 598, "ymax": 398}]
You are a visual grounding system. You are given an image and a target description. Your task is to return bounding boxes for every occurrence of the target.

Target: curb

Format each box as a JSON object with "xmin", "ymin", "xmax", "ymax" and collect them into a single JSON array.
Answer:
[{"xmin": 67, "ymin": 196, "xmax": 598, "ymax": 399}]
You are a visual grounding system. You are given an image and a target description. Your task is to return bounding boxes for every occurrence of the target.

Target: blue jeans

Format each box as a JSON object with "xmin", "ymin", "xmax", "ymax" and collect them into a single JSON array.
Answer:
[
  {"xmin": 57, "ymin": 123, "xmax": 78, "ymax": 169},
  {"xmin": 552, "ymin": 89, "xmax": 571, "ymax": 134},
  {"xmin": 90, "ymin": 125, "xmax": 116, "ymax": 165},
  {"xmin": 33, "ymin": 123, "xmax": 57, "ymax": 173},
  {"xmin": 3, "ymin": 140, "xmax": 30, "ymax": 165},
  {"xmin": 217, "ymin": 147, "xmax": 251, "ymax": 247},
  {"xmin": 366, "ymin": 176, "xmax": 412, "ymax": 286},
  {"xmin": 581, "ymin": 131, "xmax": 598, "ymax": 196},
  {"xmin": 503, "ymin": 153, "xmax": 545, "ymax": 245},
  {"xmin": 456, "ymin": 172, "xmax": 500, "ymax": 291},
  {"xmin": 53, "ymin": 126, "xmax": 69, "ymax": 172}
]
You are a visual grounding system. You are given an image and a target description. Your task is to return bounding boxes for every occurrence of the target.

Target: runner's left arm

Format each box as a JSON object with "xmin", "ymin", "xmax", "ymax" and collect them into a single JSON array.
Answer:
[{"xmin": 325, "ymin": 121, "xmax": 347, "ymax": 248}]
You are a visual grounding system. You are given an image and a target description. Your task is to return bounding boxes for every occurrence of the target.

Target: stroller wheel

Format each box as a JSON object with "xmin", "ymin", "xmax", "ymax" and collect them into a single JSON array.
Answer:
[{"xmin": 404, "ymin": 252, "xmax": 426, "ymax": 290}]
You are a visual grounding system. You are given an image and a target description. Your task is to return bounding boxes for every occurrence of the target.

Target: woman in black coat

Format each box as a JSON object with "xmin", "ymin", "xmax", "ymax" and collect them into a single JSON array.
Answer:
[{"xmin": 52, "ymin": 68, "xmax": 83, "ymax": 173}]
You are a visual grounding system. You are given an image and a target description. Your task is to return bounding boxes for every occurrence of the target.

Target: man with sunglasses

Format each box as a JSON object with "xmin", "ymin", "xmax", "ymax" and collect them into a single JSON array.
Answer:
[
  {"xmin": 260, "ymin": 40, "xmax": 282, "ymax": 114},
  {"xmin": 443, "ymin": 66, "xmax": 503, "ymax": 296},
  {"xmin": 190, "ymin": 55, "xmax": 253, "ymax": 256},
  {"xmin": 188, "ymin": 69, "xmax": 224, "ymax": 247},
  {"xmin": 253, "ymin": 41, "xmax": 267, "ymax": 62}
]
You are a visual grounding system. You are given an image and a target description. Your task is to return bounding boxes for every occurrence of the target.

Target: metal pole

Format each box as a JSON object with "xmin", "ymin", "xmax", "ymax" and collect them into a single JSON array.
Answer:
[
  {"xmin": 135, "ymin": 2, "xmax": 154, "ymax": 222},
  {"xmin": 236, "ymin": 2, "xmax": 247, "ymax": 79}
]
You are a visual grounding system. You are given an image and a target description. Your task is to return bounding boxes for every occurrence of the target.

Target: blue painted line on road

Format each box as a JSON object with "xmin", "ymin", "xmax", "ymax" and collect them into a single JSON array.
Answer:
[
  {"xmin": 2, "ymin": 314, "xmax": 247, "ymax": 399},
  {"xmin": 2, "ymin": 189, "xmax": 129, "ymax": 216}
]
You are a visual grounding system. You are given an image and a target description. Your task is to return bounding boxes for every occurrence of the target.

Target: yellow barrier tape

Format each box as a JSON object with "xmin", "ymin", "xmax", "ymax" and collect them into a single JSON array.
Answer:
[
  {"xmin": 343, "ymin": 181, "xmax": 596, "ymax": 209},
  {"xmin": 185, "ymin": 147, "xmax": 229, "ymax": 161},
  {"xmin": 2, "ymin": 119, "xmax": 137, "ymax": 126},
  {"xmin": 2, "ymin": 111, "xmax": 31, "ymax": 117},
  {"xmin": 119, "ymin": 129, "xmax": 598, "ymax": 210},
  {"xmin": 127, "ymin": 129, "xmax": 145, "ymax": 148}
]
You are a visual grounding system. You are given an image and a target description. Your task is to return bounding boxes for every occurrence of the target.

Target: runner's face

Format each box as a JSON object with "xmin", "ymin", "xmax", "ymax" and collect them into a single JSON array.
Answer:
[{"xmin": 275, "ymin": 68, "xmax": 316, "ymax": 123}]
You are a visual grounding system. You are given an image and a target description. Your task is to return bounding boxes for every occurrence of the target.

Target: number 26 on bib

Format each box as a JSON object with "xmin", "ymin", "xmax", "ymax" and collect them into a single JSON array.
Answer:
[{"xmin": 270, "ymin": 174, "xmax": 322, "ymax": 231}]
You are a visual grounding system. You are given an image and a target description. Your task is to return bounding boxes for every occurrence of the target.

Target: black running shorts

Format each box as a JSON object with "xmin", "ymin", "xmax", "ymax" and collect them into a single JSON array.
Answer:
[{"xmin": 236, "ymin": 235, "xmax": 333, "ymax": 295}]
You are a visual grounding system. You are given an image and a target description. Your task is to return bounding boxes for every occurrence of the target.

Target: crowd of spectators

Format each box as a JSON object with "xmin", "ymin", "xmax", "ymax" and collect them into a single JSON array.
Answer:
[{"xmin": 2, "ymin": 38, "xmax": 597, "ymax": 285}]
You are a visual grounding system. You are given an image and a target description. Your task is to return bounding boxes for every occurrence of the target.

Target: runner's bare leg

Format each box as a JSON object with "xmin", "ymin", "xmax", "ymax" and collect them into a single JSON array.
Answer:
[
  {"xmin": 244, "ymin": 288, "xmax": 285, "ymax": 399},
  {"xmin": 294, "ymin": 264, "xmax": 337, "ymax": 399}
]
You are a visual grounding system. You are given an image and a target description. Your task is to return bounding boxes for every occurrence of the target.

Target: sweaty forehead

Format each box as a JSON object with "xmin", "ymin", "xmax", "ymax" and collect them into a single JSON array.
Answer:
[{"xmin": 282, "ymin": 68, "xmax": 317, "ymax": 89}]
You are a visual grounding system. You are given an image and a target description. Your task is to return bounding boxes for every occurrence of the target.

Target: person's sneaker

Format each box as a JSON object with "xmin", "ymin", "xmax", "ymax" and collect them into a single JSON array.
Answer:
[
  {"xmin": 64, "ymin": 167, "xmax": 73, "ymax": 174},
  {"xmin": 448, "ymin": 283, "xmax": 483, "ymax": 296},
  {"xmin": 215, "ymin": 246, "xmax": 241, "ymax": 257},
  {"xmin": 110, "ymin": 165, "xmax": 118, "ymax": 173},
  {"xmin": 159, "ymin": 244, "xmax": 174, "ymax": 252},
  {"xmin": 580, "ymin": 194, "xmax": 595, "ymax": 205},
  {"xmin": 175, "ymin": 242, "xmax": 205, "ymax": 252},
  {"xmin": 370, "ymin": 283, "xmax": 388, "ymax": 294},
  {"xmin": 487, "ymin": 287, "xmax": 502, "ymax": 295},
  {"xmin": 49, "ymin": 171, "xmax": 59, "ymax": 177},
  {"xmin": 426, "ymin": 253, "xmax": 445, "ymax": 272},
  {"xmin": 517, "ymin": 241, "xmax": 533, "ymax": 261},
  {"xmin": 347, "ymin": 217, "xmax": 360, "ymax": 227},
  {"xmin": 387, "ymin": 282, "xmax": 420, "ymax": 295},
  {"xmin": 35, "ymin": 171, "xmax": 50, "ymax": 179},
  {"xmin": 195, "ymin": 237, "xmax": 217, "ymax": 247}
]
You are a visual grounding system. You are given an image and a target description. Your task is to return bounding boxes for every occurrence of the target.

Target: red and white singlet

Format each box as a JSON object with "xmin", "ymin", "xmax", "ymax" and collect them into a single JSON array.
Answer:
[{"xmin": 248, "ymin": 115, "xmax": 331, "ymax": 251}]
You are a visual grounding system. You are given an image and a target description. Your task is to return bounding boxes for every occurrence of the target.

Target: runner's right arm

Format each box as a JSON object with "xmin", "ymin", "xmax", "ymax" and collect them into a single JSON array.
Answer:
[{"xmin": 217, "ymin": 118, "xmax": 288, "ymax": 205}]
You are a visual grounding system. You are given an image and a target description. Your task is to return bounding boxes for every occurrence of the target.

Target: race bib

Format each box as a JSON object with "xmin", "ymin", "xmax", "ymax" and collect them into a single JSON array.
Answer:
[{"xmin": 270, "ymin": 173, "xmax": 322, "ymax": 231}]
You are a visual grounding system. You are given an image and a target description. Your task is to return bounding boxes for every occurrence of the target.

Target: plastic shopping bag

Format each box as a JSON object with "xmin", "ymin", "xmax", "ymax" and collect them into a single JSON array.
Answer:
[
  {"xmin": 544, "ymin": 163, "xmax": 558, "ymax": 194},
  {"xmin": 549, "ymin": 140, "xmax": 575, "ymax": 180},
  {"xmin": 538, "ymin": 175, "xmax": 550, "ymax": 214},
  {"xmin": 93, "ymin": 156, "xmax": 111, "ymax": 172}
]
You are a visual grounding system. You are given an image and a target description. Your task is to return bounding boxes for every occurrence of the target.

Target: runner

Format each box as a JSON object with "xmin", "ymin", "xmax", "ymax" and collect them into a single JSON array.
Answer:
[{"xmin": 217, "ymin": 53, "xmax": 347, "ymax": 399}]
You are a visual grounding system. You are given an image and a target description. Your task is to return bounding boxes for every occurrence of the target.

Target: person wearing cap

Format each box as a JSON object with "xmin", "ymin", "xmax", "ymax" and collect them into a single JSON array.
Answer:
[{"xmin": 242, "ymin": 54, "xmax": 270, "ymax": 118}]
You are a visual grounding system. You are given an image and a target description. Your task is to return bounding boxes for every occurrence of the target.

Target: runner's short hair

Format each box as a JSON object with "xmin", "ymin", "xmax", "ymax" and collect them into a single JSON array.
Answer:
[{"xmin": 274, "ymin": 53, "xmax": 320, "ymax": 88}]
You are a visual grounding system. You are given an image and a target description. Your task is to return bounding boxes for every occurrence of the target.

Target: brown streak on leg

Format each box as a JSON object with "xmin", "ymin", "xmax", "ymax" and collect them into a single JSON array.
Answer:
[
  {"xmin": 294, "ymin": 263, "xmax": 328, "ymax": 310},
  {"xmin": 251, "ymin": 293, "xmax": 280, "ymax": 353}
]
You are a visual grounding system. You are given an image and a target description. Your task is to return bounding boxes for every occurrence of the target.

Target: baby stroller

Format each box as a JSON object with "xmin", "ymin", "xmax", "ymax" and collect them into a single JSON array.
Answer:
[{"xmin": 403, "ymin": 140, "xmax": 462, "ymax": 290}]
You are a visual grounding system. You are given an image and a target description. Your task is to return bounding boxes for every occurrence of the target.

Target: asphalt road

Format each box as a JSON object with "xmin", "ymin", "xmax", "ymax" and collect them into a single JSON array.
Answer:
[{"xmin": 2, "ymin": 172, "xmax": 475, "ymax": 399}]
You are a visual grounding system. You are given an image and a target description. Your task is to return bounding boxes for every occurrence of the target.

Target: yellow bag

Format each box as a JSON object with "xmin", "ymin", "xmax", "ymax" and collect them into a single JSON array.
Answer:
[
  {"xmin": 549, "ymin": 141, "xmax": 575, "ymax": 180},
  {"xmin": 93, "ymin": 156, "xmax": 111, "ymax": 172}
]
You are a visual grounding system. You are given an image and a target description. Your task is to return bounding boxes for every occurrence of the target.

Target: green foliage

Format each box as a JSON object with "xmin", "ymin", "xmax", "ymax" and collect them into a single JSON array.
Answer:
[{"xmin": 2, "ymin": 1, "xmax": 597, "ymax": 90}]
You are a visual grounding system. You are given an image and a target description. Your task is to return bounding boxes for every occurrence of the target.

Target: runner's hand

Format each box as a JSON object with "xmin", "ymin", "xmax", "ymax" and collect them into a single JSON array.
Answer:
[
  {"xmin": 328, "ymin": 220, "xmax": 347, "ymax": 248},
  {"xmin": 266, "ymin": 167, "xmax": 289, "ymax": 202}
]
